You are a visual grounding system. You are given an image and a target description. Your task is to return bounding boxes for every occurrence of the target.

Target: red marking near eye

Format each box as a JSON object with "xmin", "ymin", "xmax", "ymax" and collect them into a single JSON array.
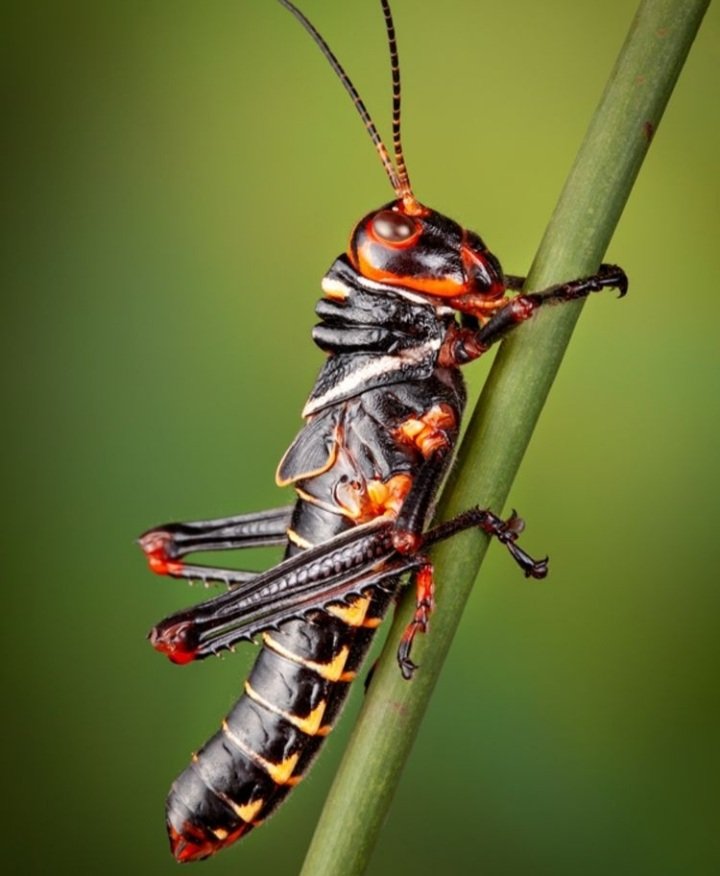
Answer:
[
  {"xmin": 460, "ymin": 243, "xmax": 505, "ymax": 297},
  {"xmin": 353, "ymin": 239, "xmax": 467, "ymax": 296}
]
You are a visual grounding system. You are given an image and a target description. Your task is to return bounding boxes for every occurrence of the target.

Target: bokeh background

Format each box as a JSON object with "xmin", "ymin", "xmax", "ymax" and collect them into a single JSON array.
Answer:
[{"xmin": 3, "ymin": 1, "xmax": 718, "ymax": 874}]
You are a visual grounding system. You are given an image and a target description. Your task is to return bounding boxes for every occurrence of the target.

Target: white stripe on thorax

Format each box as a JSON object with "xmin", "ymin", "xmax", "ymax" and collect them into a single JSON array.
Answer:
[
  {"xmin": 322, "ymin": 271, "xmax": 455, "ymax": 316},
  {"xmin": 302, "ymin": 338, "xmax": 441, "ymax": 418}
]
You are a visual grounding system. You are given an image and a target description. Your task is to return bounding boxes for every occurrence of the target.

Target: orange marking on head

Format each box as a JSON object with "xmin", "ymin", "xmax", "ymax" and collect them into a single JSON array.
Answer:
[{"xmin": 355, "ymin": 241, "xmax": 467, "ymax": 296}]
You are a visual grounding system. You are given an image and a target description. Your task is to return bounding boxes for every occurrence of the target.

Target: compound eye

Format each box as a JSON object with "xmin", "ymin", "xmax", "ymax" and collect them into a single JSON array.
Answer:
[{"xmin": 371, "ymin": 209, "xmax": 418, "ymax": 244}]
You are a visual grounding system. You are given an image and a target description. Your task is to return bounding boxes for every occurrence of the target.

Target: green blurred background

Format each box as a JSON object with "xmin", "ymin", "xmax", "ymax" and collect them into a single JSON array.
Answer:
[{"xmin": 3, "ymin": 1, "xmax": 718, "ymax": 873}]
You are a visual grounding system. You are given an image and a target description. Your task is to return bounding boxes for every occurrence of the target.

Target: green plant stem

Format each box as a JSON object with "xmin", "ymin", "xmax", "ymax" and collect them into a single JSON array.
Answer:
[{"xmin": 299, "ymin": 2, "xmax": 710, "ymax": 874}]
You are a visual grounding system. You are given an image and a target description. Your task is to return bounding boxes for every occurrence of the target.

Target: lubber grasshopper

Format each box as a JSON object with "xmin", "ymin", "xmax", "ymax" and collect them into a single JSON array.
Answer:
[{"xmin": 139, "ymin": 0, "xmax": 628, "ymax": 863}]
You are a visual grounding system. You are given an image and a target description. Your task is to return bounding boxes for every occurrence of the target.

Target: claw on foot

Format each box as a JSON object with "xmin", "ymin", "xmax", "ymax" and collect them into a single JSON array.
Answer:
[{"xmin": 398, "ymin": 656, "xmax": 418, "ymax": 680}]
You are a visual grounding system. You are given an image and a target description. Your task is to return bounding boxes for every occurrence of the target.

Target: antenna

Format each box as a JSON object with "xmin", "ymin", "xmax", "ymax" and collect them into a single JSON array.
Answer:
[
  {"xmin": 380, "ymin": 0, "xmax": 413, "ymax": 200},
  {"xmin": 279, "ymin": 0, "xmax": 418, "ymax": 211}
]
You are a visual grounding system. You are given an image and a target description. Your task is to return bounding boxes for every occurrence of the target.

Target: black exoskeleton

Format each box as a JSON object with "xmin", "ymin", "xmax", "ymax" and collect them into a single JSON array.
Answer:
[{"xmin": 139, "ymin": 0, "xmax": 628, "ymax": 862}]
